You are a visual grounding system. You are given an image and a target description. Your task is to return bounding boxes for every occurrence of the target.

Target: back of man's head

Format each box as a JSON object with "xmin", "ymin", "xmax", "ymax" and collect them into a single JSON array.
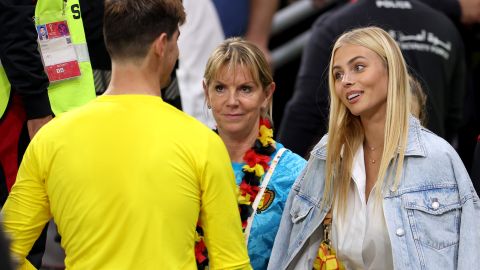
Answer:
[{"xmin": 104, "ymin": 0, "xmax": 185, "ymax": 62}]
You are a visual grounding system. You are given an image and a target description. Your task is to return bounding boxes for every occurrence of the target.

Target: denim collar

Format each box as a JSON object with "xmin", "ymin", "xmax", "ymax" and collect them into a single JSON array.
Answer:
[{"xmin": 310, "ymin": 115, "xmax": 427, "ymax": 160}]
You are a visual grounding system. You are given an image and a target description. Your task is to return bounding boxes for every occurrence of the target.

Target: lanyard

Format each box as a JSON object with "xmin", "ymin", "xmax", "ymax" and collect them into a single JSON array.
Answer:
[{"xmin": 244, "ymin": 147, "xmax": 286, "ymax": 245}]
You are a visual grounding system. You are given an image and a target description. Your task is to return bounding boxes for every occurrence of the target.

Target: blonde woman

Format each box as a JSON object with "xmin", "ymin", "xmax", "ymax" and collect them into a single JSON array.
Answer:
[
  {"xmin": 268, "ymin": 27, "xmax": 480, "ymax": 270},
  {"xmin": 196, "ymin": 38, "xmax": 306, "ymax": 270}
]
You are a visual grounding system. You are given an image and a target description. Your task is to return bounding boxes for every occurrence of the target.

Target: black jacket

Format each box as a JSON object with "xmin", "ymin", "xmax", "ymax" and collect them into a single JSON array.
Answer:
[
  {"xmin": 79, "ymin": 0, "xmax": 111, "ymax": 70},
  {"xmin": 0, "ymin": 0, "xmax": 51, "ymax": 119},
  {"xmin": 472, "ymin": 136, "xmax": 480, "ymax": 193}
]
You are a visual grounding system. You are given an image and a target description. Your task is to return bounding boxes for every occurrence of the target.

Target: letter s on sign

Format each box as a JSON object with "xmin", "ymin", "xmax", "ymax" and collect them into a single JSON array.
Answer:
[{"xmin": 71, "ymin": 4, "xmax": 81, "ymax": 19}]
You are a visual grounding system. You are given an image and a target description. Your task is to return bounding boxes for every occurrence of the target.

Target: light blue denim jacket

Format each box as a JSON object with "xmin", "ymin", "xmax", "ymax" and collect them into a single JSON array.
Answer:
[{"xmin": 268, "ymin": 117, "xmax": 480, "ymax": 270}]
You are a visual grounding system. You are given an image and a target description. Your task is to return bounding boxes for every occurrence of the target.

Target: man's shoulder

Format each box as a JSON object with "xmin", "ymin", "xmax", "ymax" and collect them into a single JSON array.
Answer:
[
  {"xmin": 162, "ymin": 104, "xmax": 217, "ymax": 137},
  {"xmin": 27, "ymin": 99, "xmax": 99, "ymax": 145}
]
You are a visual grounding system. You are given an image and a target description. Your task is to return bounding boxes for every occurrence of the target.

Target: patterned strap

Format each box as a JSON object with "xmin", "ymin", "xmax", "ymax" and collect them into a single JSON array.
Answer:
[
  {"xmin": 244, "ymin": 147, "xmax": 287, "ymax": 245},
  {"xmin": 323, "ymin": 210, "xmax": 333, "ymax": 225},
  {"xmin": 312, "ymin": 209, "xmax": 346, "ymax": 270},
  {"xmin": 323, "ymin": 209, "xmax": 333, "ymax": 245}
]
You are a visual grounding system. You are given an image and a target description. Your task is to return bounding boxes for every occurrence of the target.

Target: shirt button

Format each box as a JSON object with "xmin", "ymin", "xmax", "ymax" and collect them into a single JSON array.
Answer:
[
  {"xmin": 396, "ymin": 228, "xmax": 405, "ymax": 237},
  {"xmin": 431, "ymin": 201, "xmax": 440, "ymax": 210}
]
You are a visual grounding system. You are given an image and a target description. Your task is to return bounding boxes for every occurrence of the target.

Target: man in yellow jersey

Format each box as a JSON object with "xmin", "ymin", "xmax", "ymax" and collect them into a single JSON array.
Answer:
[{"xmin": 1, "ymin": 0, "xmax": 252, "ymax": 269}]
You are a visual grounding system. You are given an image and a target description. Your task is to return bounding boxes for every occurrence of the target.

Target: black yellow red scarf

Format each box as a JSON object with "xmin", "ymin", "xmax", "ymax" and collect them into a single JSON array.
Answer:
[{"xmin": 195, "ymin": 118, "xmax": 276, "ymax": 269}]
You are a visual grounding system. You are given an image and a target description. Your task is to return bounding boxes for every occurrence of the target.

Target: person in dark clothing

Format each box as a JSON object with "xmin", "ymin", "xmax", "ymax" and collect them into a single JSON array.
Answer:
[
  {"xmin": 420, "ymin": 0, "xmax": 480, "ymax": 24},
  {"xmin": 422, "ymin": 0, "xmax": 480, "ymax": 173},
  {"xmin": 78, "ymin": 0, "xmax": 112, "ymax": 94},
  {"xmin": 78, "ymin": 0, "xmax": 110, "ymax": 72},
  {"xmin": 0, "ymin": 0, "xmax": 52, "ymax": 134},
  {"xmin": 0, "ymin": 0, "xmax": 52, "ymax": 267},
  {"xmin": 472, "ymin": 135, "xmax": 480, "ymax": 193},
  {"xmin": 277, "ymin": 0, "xmax": 466, "ymax": 158}
]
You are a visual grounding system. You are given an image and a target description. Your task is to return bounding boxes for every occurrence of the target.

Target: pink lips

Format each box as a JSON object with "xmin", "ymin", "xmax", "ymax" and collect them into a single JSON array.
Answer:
[
  {"xmin": 223, "ymin": 113, "xmax": 243, "ymax": 120},
  {"xmin": 346, "ymin": 90, "xmax": 363, "ymax": 104}
]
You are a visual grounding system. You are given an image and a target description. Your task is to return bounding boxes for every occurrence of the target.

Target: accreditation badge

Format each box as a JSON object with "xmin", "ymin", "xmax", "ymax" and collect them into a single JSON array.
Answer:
[{"xmin": 36, "ymin": 20, "xmax": 81, "ymax": 82}]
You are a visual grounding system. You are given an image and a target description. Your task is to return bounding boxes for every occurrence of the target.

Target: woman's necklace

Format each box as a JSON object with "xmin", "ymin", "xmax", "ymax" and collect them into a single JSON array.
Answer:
[
  {"xmin": 365, "ymin": 144, "xmax": 382, "ymax": 164},
  {"xmin": 195, "ymin": 118, "xmax": 276, "ymax": 269}
]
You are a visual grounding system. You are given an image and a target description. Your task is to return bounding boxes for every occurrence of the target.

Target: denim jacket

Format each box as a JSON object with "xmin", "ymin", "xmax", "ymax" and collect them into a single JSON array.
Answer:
[{"xmin": 267, "ymin": 117, "xmax": 480, "ymax": 270}]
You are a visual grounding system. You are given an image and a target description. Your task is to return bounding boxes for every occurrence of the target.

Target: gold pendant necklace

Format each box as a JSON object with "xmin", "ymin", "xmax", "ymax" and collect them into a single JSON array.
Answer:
[{"xmin": 365, "ymin": 144, "xmax": 380, "ymax": 164}]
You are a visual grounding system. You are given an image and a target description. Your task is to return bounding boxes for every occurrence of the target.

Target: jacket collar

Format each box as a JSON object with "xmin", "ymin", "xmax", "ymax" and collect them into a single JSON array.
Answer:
[
  {"xmin": 310, "ymin": 115, "xmax": 427, "ymax": 159},
  {"xmin": 404, "ymin": 116, "xmax": 427, "ymax": 157}
]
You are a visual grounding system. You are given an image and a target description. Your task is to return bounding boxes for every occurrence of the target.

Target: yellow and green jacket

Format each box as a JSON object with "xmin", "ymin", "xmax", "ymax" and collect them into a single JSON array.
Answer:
[{"xmin": 0, "ymin": 0, "xmax": 95, "ymax": 120}]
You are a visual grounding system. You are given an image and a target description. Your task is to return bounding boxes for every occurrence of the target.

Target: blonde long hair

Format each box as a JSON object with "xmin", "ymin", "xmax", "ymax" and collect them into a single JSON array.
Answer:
[{"xmin": 324, "ymin": 27, "xmax": 411, "ymax": 213}]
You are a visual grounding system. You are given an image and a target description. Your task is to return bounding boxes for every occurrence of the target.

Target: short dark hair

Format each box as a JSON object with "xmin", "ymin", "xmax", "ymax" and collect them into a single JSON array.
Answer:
[{"xmin": 104, "ymin": 0, "xmax": 185, "ymax": 60}]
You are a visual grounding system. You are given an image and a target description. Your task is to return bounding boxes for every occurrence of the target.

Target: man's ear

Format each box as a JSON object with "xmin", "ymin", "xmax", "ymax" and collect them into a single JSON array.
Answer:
[{"xmin": 153, "ymin": 33, "xmax": 168, "ymax": 58}]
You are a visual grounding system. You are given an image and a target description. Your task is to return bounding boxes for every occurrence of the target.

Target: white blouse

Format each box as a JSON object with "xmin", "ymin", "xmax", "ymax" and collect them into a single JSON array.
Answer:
[{"xmin": 331, "ymin": 146, "xmax": 394, "ymax": 270}]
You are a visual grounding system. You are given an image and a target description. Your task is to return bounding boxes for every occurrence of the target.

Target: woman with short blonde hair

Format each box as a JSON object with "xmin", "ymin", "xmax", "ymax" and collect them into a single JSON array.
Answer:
[{"xmin": 197, "ymin": 38, "xmax": 306, "ymax": 270}]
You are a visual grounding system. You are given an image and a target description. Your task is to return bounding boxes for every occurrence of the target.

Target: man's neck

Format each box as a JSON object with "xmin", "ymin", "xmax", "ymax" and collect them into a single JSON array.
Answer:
[{"xmin": 104, "ymin": 60, "xmax": 162, "ymax": 96}]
